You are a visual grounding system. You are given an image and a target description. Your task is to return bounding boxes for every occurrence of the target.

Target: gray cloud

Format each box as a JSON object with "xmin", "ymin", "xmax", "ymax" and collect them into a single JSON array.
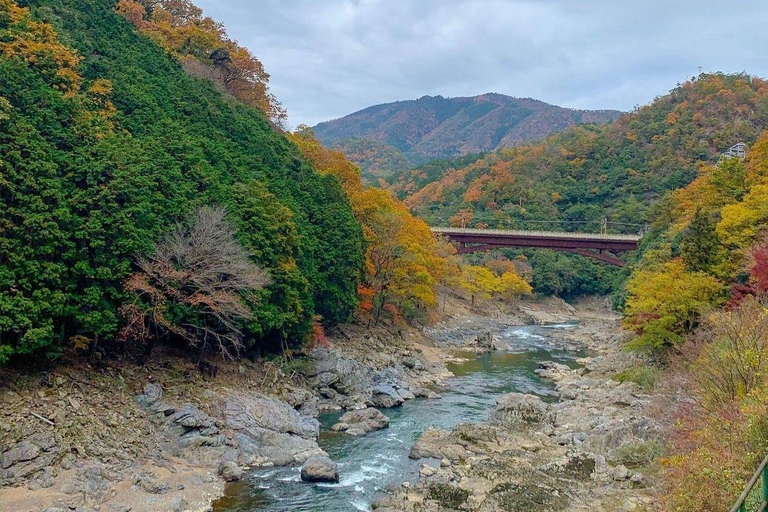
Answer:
[{"xmin": 194, "ymin": 0, "xmax": 768, "ymax": 127}]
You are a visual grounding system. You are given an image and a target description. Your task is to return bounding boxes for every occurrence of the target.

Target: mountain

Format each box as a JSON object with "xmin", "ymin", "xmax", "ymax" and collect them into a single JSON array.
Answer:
[
  {"xmin": 313, "ymin": 93, "xmax": 622, "ymax": 179},
  {"xmin": 383, "ymin": 73, "xmax": 768, "ymax": 296},
  {"xmin": 389, "ymin": 74, "xmax": 768, "ymax": 226}
]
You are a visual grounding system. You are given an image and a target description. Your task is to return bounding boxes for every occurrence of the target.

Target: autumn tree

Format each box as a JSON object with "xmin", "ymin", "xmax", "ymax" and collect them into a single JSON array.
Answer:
[
  {"xmin": 624, "ymin": 260, "xmax": 723, "ymax": 351},
  {"xmin": 288, "ymin": 127, "xmax": 458, "ymax": 325},
  {"xmin": 121, "ymin": 207, "xmax": 270, "ymax": 358},
  {"xmin": 496, "ymin": 271, "xmax": 533, "ymax": 301},
  {"xmin": 116, "ymin": 0, "xmax": 286, "ymax": 126}
]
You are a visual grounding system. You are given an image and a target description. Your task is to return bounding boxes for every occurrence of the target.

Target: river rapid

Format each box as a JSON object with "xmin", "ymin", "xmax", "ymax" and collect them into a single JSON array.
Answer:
[{"xmin": 214, "ymin": 323, "xmax": 584, "ymax": 512}]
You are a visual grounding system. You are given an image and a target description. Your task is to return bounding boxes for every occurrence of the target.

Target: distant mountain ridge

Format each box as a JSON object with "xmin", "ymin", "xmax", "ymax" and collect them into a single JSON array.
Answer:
[{"xmin": 313, "ymin": 93, "xmax": 622, "ymax": 178}]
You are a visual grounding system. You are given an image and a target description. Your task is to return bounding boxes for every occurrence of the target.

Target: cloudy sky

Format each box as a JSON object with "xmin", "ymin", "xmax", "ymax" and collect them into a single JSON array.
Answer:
[{"xmin": 195, "ymin": 0, "xmax": 768, "ymax": 128}]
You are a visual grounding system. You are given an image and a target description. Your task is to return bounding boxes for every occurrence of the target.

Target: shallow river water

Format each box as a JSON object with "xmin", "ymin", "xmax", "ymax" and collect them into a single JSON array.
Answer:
[{"xmin": 214, "ymin": 323, "xmax": 583, "ymax": 512}]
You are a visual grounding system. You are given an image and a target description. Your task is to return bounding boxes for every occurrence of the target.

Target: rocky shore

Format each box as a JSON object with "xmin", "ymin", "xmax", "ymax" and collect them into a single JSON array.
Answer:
[
  {"xmin": 0, "ymin": 318, "xmax": 449, "ymax": 512},
  {"xmin": 374, "ymin": 301, "xmax": 661, "ymax": 512},
  {"xmin": 1, "ymin": 296, "xmax": 659, "ymax": 512}
]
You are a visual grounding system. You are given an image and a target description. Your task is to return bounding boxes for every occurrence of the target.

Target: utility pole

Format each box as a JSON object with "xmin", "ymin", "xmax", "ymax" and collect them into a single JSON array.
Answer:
[{"xmin": 601, "ymin": 217, "xmax": 608, "ymax": 235}]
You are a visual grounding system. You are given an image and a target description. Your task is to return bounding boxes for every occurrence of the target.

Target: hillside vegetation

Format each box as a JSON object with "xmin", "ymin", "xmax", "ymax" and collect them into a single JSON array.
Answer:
[
  {"xmin": 0, "ymin": 0, "xmax": 365, "ymax": 362},
  {"xmin": 314, "ymin": 93, "xmax": 621, "ymax": 180},
  {"xmin": 617, "ymin": 128, "xmax": 768, "ymax": 510},
  {"xmin": 0, "ymin": 0, "xmax": 532, "ymax": 365},
  {"xmin": 379, "ymin": 74, "xmax": 768, "ymax": 296}
]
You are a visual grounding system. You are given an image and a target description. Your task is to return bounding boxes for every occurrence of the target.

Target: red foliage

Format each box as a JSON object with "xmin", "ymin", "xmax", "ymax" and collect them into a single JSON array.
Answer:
[
  {"xmin": 382, "ymin": 303, "xmax": 401, "ymax": 324},
  {"xmin": 725, "ymin": 283, "xmax": 755, "ymax": 311},
  {"xmin": 751, "ymin": 245, "xmax": 768, "ymax": 292},
  {"xmin": 310, "ymin": 315, "xmax": 329, "ymax": 349},
  {"xmin": 356, "ymin": 285, "xmax": 375, "ymax": 322}
]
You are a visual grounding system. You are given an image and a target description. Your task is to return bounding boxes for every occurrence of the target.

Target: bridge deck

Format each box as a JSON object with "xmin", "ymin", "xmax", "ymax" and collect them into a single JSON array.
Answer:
[{"xmin": 431, "ymin": 227, "xmax": 641, "ymax": 242}]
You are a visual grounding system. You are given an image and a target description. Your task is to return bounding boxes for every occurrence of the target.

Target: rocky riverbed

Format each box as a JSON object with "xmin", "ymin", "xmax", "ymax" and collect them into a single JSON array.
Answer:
[
  {"xmin": 0, "ymin": 313, "xmax": 450, "ymax": 512},
  {"xmin": 0, "ymin": 296, "xmax": 660, "ymax": 512},
  {"xmin": 374, "ymin": 302, "xmax": 660, "ymax": 512}
]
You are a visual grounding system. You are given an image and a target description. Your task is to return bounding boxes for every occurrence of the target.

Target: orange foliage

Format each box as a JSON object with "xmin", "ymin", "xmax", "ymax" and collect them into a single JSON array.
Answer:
[
  {"xmin": 116, "ymin": 0, "xmax": 286, "ymax": 126},
  {"xmin": 288, "ymin": 127, "xmax": 458, "ymax": 325}
]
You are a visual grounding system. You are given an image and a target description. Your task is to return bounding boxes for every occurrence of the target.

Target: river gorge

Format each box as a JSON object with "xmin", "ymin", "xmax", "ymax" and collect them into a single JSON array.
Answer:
[{"xmin": 213, "ymin": 325, "xmax": 585, "ymax": 511}]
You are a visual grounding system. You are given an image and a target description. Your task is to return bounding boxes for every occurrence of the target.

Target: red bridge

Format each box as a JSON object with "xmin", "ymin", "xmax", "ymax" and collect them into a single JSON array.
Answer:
[{"xmin": 431, "ymin": 227, "xmax": 641, "ymax": 267}]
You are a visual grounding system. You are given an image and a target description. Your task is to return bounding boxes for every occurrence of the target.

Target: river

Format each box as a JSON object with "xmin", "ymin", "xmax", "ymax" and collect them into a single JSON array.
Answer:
[{"xmin": 213, "ymin": 323, "xmax": 583, "ymax": 512}]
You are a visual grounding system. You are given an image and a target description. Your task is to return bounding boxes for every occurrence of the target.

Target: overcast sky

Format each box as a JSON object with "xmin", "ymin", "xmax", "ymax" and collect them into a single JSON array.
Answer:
[{"xmin": 195, "ymin": 0, "xmax": 768, "ymax": 128}]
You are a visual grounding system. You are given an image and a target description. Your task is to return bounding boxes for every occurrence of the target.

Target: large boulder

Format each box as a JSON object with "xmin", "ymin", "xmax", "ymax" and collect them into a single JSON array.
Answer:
[
  {"xmin": 223, "ymin": 393, "xmax": 324, "ymax": 466},
  {"xmin": 409, "ymin": 428, "xmax": 472, "ymax": 461},
  {"xmin": 332, "ymin": 408, "xmax": 390, "ymax": 436},
  {"xmin": 489, "ymin": 393, "xmax": 554, "ymax": 430},
  {"xmin": 369, "ymin": 384, "xmax": 405, "ymax": 408},
  {"xmin": 307, "ymin": 349, "xmax": 373, "ymax": 396},
  {"xmin": 300, "ymin": 455, "xmax": 339, "ymax": 483}
]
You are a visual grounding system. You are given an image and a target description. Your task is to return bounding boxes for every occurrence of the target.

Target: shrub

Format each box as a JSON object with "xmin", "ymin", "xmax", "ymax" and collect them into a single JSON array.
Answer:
[
  {"xmin": 121, "ymin": 207, "xmax": 270, "ymax": 358},
  {"xmin": 614, "ymin": 440, "xmax": 665, "ymax": 468},
  {"xmin": 692, "ymin": 295, "xmax": 768, "ymax": 408},
  {"xmin": 613, "ymin": 366, "xmax": 660, "ymax": 391}
]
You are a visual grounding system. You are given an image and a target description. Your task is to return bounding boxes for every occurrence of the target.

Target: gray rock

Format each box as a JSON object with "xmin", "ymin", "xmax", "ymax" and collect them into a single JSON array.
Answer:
[
  {"xmin": 169, "ymin": 405, "xmax": 214, "ymax": 429},
  {"xmin": 319, "ymin": 387, "xmax": 338, "ymax": 399},
  {"xmin": 218, "ymin": 460, "xmax": 243, "ymax": 482},
  {"xmin": 224, "ymin": 394, "xmax": 318, "ymax": 439},
  {"xmin": 172, "ymin": 495, "xmax": 189, "ymax": 512},
  {"xmin": 476, "ymin": 331, "xmax": 494, "ymax": 351},
  {"xmin": 60, "ymin": 453, "xmax": 75, "ymax": 470},
  {"xmin": 397, "ymin": 389, "xmax": 416, "ymax": 400},
  {"xmin": 300, "ymin": 455, "xmax": 339, "ymax": 483},
  {"xmin": 224, "ymin": 393, "xmax": 324, "ymax": 466},
  {"xmin": 134, "ymin": 473, "xmax": 170, "ymax": 494},
  {"xmin": 332, "ymin": 408, "xmax": 390, "ymax": 436},
  {"xmin": 61, "ymin": 467, "xmax": 111, "ymax": 501},
  {"xmin": 32, "ymin": 468, "xmax": 55, "ymax": 489},
  {"xmin": 402, "ymin": 356, "xmax": 424, "ymax": 371},
  {"xmin": 135, "ymin": 383, "xmax": 163, "ymax": 407},
  {"xmin": 369, "ymin": 384, "xmax": 405, "ymax": 408},
  {"xmin": 1, "ymin": 441, "xmax": 40, "ymax": 469},
  {"xmin": 489, "ymin": 393, "xmax": 554, "ymax": 430},
  {"xmin": 611, "ymin": 464, "xmax": 630, "ymax": 481},
  {"xmin": 106, "ymin": 505, "xmax": 132, "ymax": 512}
]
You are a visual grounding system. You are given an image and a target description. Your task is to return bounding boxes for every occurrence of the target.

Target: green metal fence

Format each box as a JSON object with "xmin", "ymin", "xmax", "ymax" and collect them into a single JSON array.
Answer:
[{"xmin": 730, "ymin": 455, "xmax": 768, "ymax": 512}]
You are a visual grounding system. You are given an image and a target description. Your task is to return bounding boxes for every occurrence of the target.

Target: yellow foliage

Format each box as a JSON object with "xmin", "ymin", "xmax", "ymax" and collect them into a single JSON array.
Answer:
[
  {"xmin": 288, "ymin": 127, "xmax": 458, "ymax": 322},
  {"xmin": 0, "ymin": 0, "xmax": 83, "ymax": 94},
  {"xmin": 624, "ymin": 260, "xmax": 723, "ymax": 350},
  {"xmin": 459, "ymin": 265, "xmax": 530, "ymax": 304},
  {"xmin": 717, "ymin": 184, "xmax": 768, "ymax": 248}
]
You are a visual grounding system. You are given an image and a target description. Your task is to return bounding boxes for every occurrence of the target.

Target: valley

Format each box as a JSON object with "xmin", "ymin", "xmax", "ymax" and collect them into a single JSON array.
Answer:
[{"xmin": 2, "ymin": 1, "xmax": 768, "ymax": 512}]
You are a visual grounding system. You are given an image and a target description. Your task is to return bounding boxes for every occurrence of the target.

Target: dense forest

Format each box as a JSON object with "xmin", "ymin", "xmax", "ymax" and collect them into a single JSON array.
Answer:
[
  {"xmin": 376, "ymin": 74, "xmax": 768, "ymax": 295},
  {"xmin": 0, "ymin": 0, "xmax": 371, "ymax": 363},
  {"xmin": 0, "ymin": 0, "xmax": 531, "ymax": 365}
]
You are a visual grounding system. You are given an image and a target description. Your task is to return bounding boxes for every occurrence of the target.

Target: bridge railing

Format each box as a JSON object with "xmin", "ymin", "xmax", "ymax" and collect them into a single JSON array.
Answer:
[
  {"xmin": 420, "ymin": 216, "xmax": 648, "ymax": 235},
  {"xmin": 430, "ymin": 226, "xmax": 642, "ymax": 241},
  {"xmin": 729, "ymin": 454, "xmax": 768, "ymax": 512}
]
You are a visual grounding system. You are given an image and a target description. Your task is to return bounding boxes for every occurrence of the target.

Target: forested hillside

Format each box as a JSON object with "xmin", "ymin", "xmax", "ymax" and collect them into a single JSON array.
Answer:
[
  {"xmin": 617, "ymin": 128, "xmax": 768, "ymax": 511},
  {"xmin": 0, "ymin": 0, "xmax": 533, "ymax": 365},
  {"xmin": 314, "ymin": 93, "xmax": 621, "ymax": 181},
  {"xmin": 389, "ymin": 74, "xmax": 768, "ymax": 228},
  {"xmin": 0, "ymin": 0, "xmax": 366, "ymax": 362}
]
